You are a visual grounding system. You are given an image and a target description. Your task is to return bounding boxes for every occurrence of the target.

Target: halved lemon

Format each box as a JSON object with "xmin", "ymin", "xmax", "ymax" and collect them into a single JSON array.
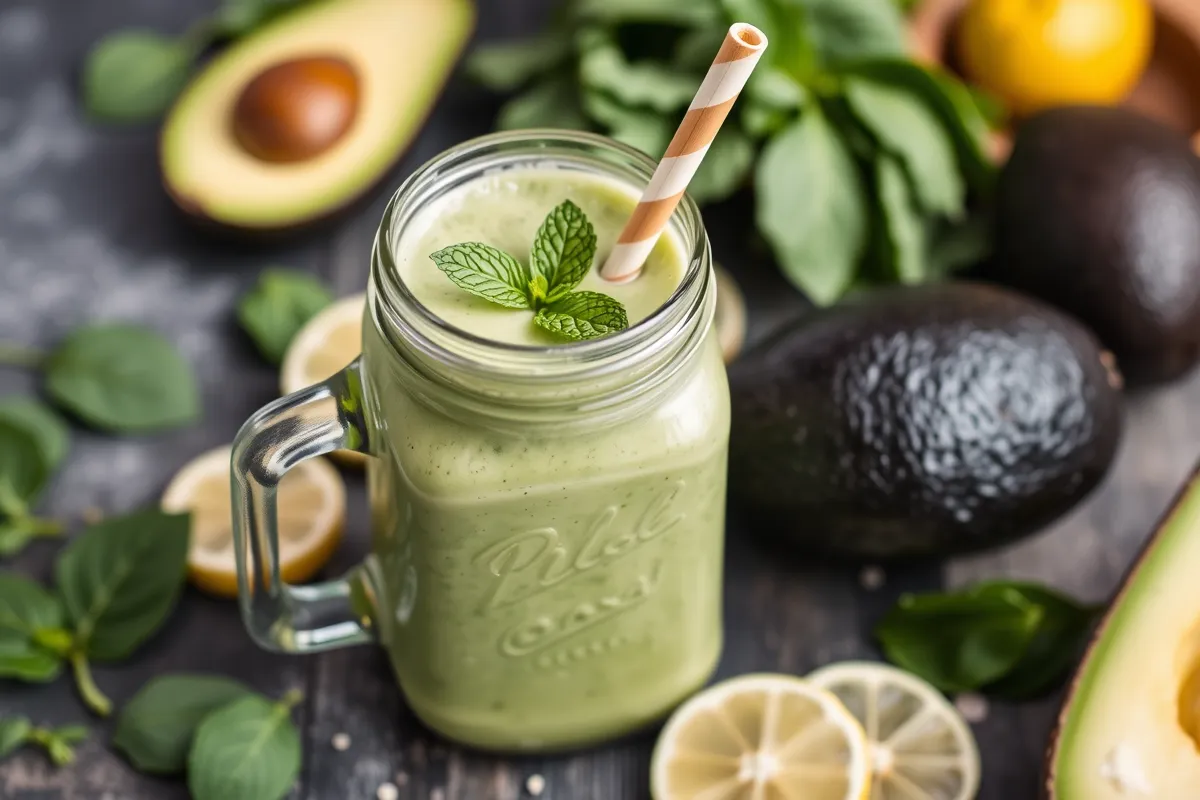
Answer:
[
  {"xmin": 807, "ymin": 662, "xmax": 981, "ymax": 800},
  {"xmin": 651, "ymin": 674, "xmax": 872, "ymax": 800},
  {"xmin": 280, "ymin": 292, "xmax": 367, "ymax": 466},
  {"xmin": 161, "ymin": 445, "xmax": 346, "ymax": 598}
]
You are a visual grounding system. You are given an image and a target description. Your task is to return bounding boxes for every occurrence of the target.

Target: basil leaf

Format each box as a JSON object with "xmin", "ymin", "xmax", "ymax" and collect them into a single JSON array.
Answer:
[
  {"xmin": 843, "ymin": 59, "xmax": 995, "ymax": 191},
  {"xmin": 497, "ymin": 75, "xmax": 589, "ymax": 132},
  {"xmin": 756, "ymin": 108, "xmax": 869, "ymax": 305},
  {"xmin": 0, "ymin": 420, "xmax": 48, "ymax": 515},
  {"xmin": 237, "ymin": 269, "xmax": 334, "ymax": 364},
  {"xmin": 0, "ymin": 400, "xmax": 69, "ymax": 472},
  {"xmin": 874, "ymin": 154, "xmax": 927, "ymax": 283},
  {"xmin": 876, "ymin": 588, "xmax": 1044, "ymax": 693},
  {"xmin": 531, "ymin": 200, "xmax": 598, "ymax": 298},
  {"xmin": 583, "ymin": 91, "xmax": 674, "ymax": 157},
  {"xmin": 576, "ymin": 0, "xmax": 723, "ymax": 25},
  {"xmin": 44, "ymin": 324, "xmax": 200, "ymax": 433},
  {"xmin": 115, "ymin": 674, "xmax": 252, "ymax": 774},
  {"xmin": 0, "ymin": 716, "xmax": 31, "ymax": 759},
  {"xmin": 975, "ymin": 582, "xmax": 1100, "ymax": 700},
  {"xmin": 534, "ymin": 291, "xmax": 629, "ymax": 341},
  {"xmin": 187, "ymin": 693, "xmax": 303, "ymax": 800},
  {"xmin": 0, "ymin": 573, "xmax": 65, "ymax": 682},
  {"xmin": 429, "ymin": 243, "xmax": 531, "ymax": 309},
  {"xmin": 83, "ymin": 32, "xmax": 194, "ymax": 123},
  {"xmin": 466, "ymin": 35, "xmax": 571, "ymax": 92},
  {"xmin": 845, "ymin": 75, "xmax": 965, "ymax": 218},
  {"xmin": 578, "ymin": 29, "xmax": 698, "ymax": 113},
  {"xmin": 55, "ymin": 509, "xmax": 190, "ymax": 661},
  {"xmin": 803, "ymin": 0, "xmax": 906, "ymax": 65},
  {"xmin": 689, "ymin": 125, "xmax": 756, "ymax": 205}
]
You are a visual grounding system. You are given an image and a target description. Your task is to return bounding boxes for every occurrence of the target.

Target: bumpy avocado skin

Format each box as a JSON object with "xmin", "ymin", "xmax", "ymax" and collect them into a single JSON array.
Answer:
[
  {"xmin": 990, "ymin": 106, "xmax": 1200, "ymax": 385},
  {"xmin": 728, "ymin": 283, "xmax": 1123, "ymax": 559}
]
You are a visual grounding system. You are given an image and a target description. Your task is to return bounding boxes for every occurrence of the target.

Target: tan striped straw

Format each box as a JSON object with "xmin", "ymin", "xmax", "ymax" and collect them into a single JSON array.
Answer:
[{"xmin": 600, "ymin": 22, "xmax": 768, "ymax": 283}]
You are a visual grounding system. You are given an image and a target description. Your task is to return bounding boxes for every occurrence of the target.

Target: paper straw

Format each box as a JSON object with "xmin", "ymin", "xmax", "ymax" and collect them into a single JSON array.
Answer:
[{"xmin": 600, "ymin": 22, "xmax": 768, "ymax": 283}]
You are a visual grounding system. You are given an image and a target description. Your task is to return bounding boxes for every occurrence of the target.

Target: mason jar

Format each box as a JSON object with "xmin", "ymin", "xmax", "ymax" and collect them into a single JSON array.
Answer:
[{"xmin": 231, "ymin": 130, "xmax": 730, "ymax": 752}]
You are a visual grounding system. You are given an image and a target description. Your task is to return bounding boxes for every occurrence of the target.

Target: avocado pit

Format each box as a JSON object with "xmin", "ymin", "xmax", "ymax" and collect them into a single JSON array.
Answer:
[{"xmin": 232, "ymin": 55, "xmax": 360, "ymax": 164}]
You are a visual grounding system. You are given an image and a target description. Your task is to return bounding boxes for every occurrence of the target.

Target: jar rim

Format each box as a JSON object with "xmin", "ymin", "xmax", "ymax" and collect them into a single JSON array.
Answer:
[{"xmin": 369, "ymin": 129, "xmax": 711, "ymax": 381}]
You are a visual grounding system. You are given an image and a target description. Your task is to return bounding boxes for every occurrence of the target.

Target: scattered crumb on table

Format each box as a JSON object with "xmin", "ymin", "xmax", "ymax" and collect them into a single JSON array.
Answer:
[
  {"xmin": 331, "ymin": 732, "xmax": 351, "ymax": 751},
  {"xmin": 859, "ymin": 565, "xmax": 885, "ymax": 590},
  {"xmin": 431, "ymin": 788, "xmax": 445, "ymax": 800},
  {"xmin": 955, "ymin": 692, "xmax": 990, "ymax": 723},
  {"xmin": 526, "ymin": 773, "xmax": 546, "ymax": 796},
  {"xmin": 376, "ymin": 783, "xmax": 398, "ymax": 800},
  {"xmin": 395, "ymin": 772, "xmax": 409, "ymax": 786}
]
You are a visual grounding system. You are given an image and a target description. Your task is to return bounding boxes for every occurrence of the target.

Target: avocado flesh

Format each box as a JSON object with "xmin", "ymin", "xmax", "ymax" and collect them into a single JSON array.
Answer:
[
  {"xmin": 161, "ymin": 0, "xmax": 473, "ymax": 231},
  {"xmin": 1049, "ymin": 466, "xmax": 1200, "ymax": 798}
]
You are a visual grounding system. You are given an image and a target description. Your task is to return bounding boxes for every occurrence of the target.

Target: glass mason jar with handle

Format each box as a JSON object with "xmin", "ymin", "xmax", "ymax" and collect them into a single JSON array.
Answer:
[{"xmin": 231, "ymin": 130, "xmax": 730, "ymax": 752}]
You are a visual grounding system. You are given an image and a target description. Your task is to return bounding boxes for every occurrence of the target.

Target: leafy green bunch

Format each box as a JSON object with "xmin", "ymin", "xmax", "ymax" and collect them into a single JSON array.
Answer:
[
  {"xmin": 0, "ymin": 717, "xmax": 88, "ymax": 766},
  {"xmin": 468, "ymin": 0, "xmax": 999, "ymax": 305},
  {"xmin": 432, "ymin": 200, "xmax": 630, "ymax": 341},
  {"xmin": 875, "ymin": 581, "xmax": 1102, "ymax": 698},
  {"xmin": 83, "ymin": 0, "xmax": 312, "ymax": 122}
]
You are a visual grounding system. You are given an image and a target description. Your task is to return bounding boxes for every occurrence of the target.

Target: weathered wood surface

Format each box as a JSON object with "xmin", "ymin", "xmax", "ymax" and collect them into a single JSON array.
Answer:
[{"xmin": 0, "ymin": 0, "xmax": 1196, "ymax": 798}]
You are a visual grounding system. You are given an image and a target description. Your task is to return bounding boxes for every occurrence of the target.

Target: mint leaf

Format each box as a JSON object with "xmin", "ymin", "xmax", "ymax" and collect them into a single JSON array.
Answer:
[
  {"xmin": 875, "ymin": 587, "xmax": 1046, "ymax": 693},
  {"xmin": 466, "ymin": 35, "xmax": 571, "ymax": 92},
  {"xmin": 689, "ymin": 125, "xmax": 756, "ymax": 205},
  {"xmin": 237, "ymin": 269, "xmax": 334, "ymax": 363},
  {"xmin": 45, "ymin": 324, "xmax": 200, "ymax": 433},
  {"xmin": 115, "ymin": 674, "xmax": 252, "ymax": 774},
  {"xmin": 430, "ymin": 243, "xmax": 531, "ymax": 309},
  {"xmin": 187, "ymin": 691, "xmax": 303, "ymax": 800},
  {"xmin": 583, "ymin": 91, "xmax": 675, "ymax": 157},
  {"xmin": 497, "ymin": 76, "xmax": 588, "ymax": 131},
  {"xmin": 83, "ymin": 32, "xmax": 195, "ymax": 123},
  {"xmin": 531, "ymin": 200, "xmax": 597, "ymax": 299},
  {"xmin": 0, "ymin": 400, "xmax": 69, "ymax": 472},
  {"xmin": 803, "ymin": 0, "xmax": 906, "ymax": 65},
  {"xmin": 756, "ymin": 108, "xmax": 869, "ymax": 305},
  {"xmin": 534, "ymin": 292, "xmax": 629, "ymax": 341},
  {"xmin": 578, "ymin": 29, "xmax": 699, "ymax": 113},
  {"xmin": 874, "ymin": 154, "xmax": 927, "ymax": 283},
  {"xmin": 0, "ymin": 421, "xmax": 49, "ymax": 515},
  {"xmin": 0, "ymin": 573, "xmax": 66, "ymax": 683},
  {"xmin": 0, "ymin": 716, "xmax": 31, "ymax": 759},
  {"xmin": 845, "ymin": 75, "xmax": 965, "ymax": 218}
]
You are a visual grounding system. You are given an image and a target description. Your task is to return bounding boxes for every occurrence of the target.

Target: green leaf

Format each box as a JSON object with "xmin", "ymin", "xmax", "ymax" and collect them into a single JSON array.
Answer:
[
  {"xmin": 214, "ymin": 0, "xmax": 305, "ymax": 37},
  {"xmin": 975, "ymin": 582, "xmax": 1100, "ymax": 700},
  {"xmin": 578, "ymin": 29, "xmax": 699, "ymax": 113},
  {"xmin": 0, "ymin": 420, "xmax": 48, "ymax": 514},
  {"xmin": 844, "ymin": 75, "xmax": 965, "ymax": 217},
  {"xmin": 187, "ymin": 693, "xmax": 303, "ymax": 800},
  {"xmin": 756, "ymin": 108, "xmax": 869, "ymax": 305},
  {"xmin": 0, "ymin": 573, "xmax": 65, "ymax": 682},
  {"xmin": 582, "ymin": 92, "xmax": 674, "ymax": 157},
  {"xmin": 533, "ymin": 292, "xmax": 629, "ymax": 341},
  {"xmin": 674, "ymin": 26, "xmax": 728, "ymax": 70},
  {"xmin": 82, "ymin": 32, "xmax": 194, "ymax": 123},
  {"xmin": 688, "ymin": 125, "xmax": 756, "ymax": 205},
  {"xmin": 576, "ymin": 0, "xmax": 723, "ymax": 26},
  {"xmin": 802, "ymin": 0, "xmax": 906, "ymax": 65},
  {"xmin": 927, "ymin": 214, "xmax": 993, "ymax": 277},
  {"xmin": 720, "ymin": 0, "xmax": 815, "ymax": 81},
  {"xmin": 0, "ymin": 717, "xmax": 31, "ymax": 759},
  {"xmin": 237, "ymin": 269, "xmax": 334, "ymax": 364},
  {"xmin": 429, "ymin": 244, "xmax": 532, "ymax": 309},
  {"xmin": 55, "ymin": 509, "xmax": 190, "ymax": 661},
  {"xmin": 875, "ymin": 588, "xmax": 1045, "ymax": 693},
  {"xmin": 44, "ymin": 324, "xmax": 200, "ymax": 433},
  {"xmin": 531, "ymin": 200, "xmax": 598, "ymax": 298},
  {"xmin": 497, "ymin": 76, "xmax": 589, "ymax": 131},
  {"xmin": 115, "ymin": 674, "xmax": 252, "ymax": 774},
  {"xmin": 874, "ymin": 154, "xmax": 927, "ymax": 283},
  {"xmin": 844, "ymin": 59, "xmax": 995, "ymax": 190},
  {"xmin": 0, "ymin": 400, "xmax": 69, "ymax": 472},
  {"xmin": 466, "ymin": 35, "xmax": 571, "ymax": 92}
]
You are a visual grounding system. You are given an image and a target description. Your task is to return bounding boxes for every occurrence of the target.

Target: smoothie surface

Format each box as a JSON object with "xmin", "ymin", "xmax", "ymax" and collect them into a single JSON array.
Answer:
[{"xmin": 394, "ymin": 169, "xmax": 689, "ymax": 346}]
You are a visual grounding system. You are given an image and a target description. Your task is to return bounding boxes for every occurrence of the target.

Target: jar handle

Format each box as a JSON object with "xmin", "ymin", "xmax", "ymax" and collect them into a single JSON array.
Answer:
[{"xmin": 230, "ymin": 357, "xmax": 375, "ymax": 653}]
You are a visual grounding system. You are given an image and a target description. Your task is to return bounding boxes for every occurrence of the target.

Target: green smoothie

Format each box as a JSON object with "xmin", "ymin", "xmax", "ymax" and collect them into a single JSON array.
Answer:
[{"xmin": 359, "ymin": 166, "xmax": 729, "ymax": 750}]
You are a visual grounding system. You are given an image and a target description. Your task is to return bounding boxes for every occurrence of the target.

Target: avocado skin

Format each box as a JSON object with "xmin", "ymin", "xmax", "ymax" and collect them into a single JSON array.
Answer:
[
  {"xmin": 990, "ymin": 106, "xmax": 1200, "ymax": 385},
  {"xmin": 728, "ymin": 283, "xmax": 1123, "ymax": 559}
]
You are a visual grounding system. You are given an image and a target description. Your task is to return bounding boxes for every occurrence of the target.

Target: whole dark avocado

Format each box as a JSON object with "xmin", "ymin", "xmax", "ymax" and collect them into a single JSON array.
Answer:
[
  {"xmin": 728, "ymin": 283, "xmax": 1123, "ymax": 559},
  {"xmin": 989, "ymin": 106, "xmax": 1200, "ymax": 384}
]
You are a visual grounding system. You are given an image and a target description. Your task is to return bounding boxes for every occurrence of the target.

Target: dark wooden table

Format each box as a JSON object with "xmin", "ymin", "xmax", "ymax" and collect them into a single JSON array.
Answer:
[{"xmin": 0, "ymin": 1, "xmax": 1196, "ymax": 798}]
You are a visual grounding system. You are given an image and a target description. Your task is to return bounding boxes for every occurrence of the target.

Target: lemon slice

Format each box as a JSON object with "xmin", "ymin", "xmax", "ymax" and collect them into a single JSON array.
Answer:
[
  {"xmin": 161, "ymin": 445, "xmax": 345, "ymax": 598},
  {"xmin": 651, "ymin": 674, "xmax": 872, "ymax": 800},
  {"xmin": 280, "ymin": 292, "xmax": 367, "ymax": 465},
  {"xmin": 807, "ymin": 662, "xmax": 981, "ymax": 800}
]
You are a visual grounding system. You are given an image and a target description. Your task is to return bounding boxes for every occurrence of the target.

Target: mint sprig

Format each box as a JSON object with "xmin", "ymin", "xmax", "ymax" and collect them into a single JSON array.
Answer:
[{"xmin": 430, "ymin": 200, "xmax": 629, "ymax": 342}]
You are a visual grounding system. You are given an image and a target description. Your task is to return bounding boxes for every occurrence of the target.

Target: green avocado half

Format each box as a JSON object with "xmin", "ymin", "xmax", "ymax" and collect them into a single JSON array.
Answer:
[
  {"xmin": 160, "ymin": 0, "xmax": 474, "ymax": 233},
  {"xmin": 1046, "ymin": 463, "xmax": 1200, "ymax": 797}
]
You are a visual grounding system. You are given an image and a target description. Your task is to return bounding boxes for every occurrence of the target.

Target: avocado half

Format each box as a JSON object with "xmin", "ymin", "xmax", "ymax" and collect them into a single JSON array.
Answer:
[
  {"xmin": 1046, "ymin": 463, "xmax": 1200, "ymax": 797},
  {"xmin": 160, "ymin": 0, "xmax": 474, "ymax": 233}
]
